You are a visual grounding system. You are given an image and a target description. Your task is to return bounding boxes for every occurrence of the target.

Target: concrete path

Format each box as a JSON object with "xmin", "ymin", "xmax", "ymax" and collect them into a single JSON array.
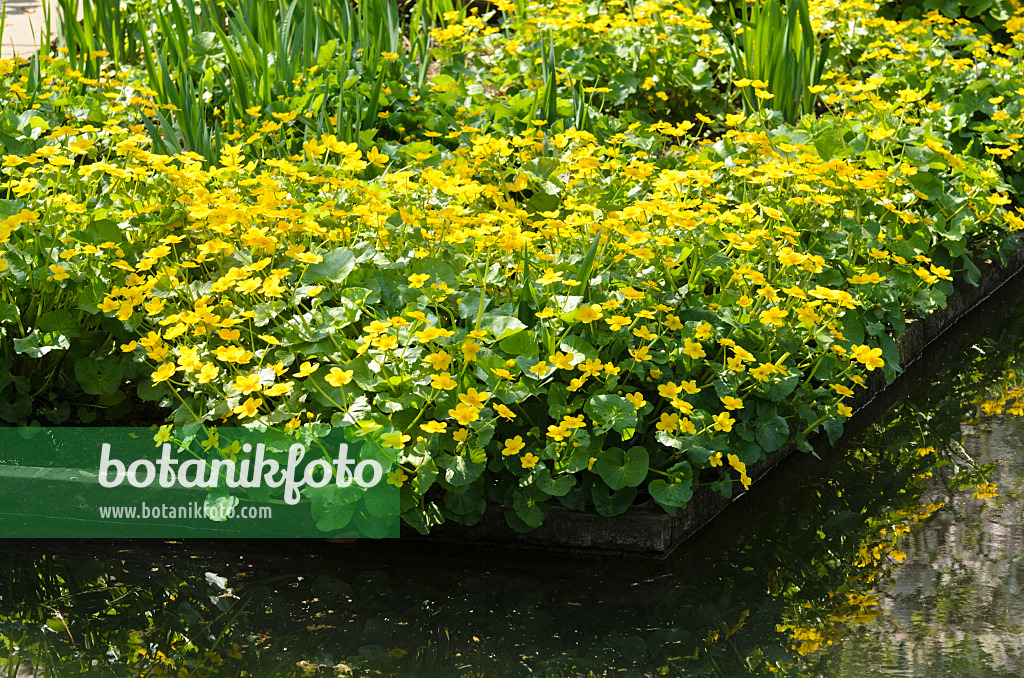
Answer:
[{"xmin": 1, "ymin": 0, "xmax": 58, "ymax": 59}]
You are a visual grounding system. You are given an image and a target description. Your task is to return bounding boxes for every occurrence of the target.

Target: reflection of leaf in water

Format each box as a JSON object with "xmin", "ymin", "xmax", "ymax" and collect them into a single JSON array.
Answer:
[{"xmin": 205, "ymin": 571, "xmax": 229, "ymax": 591}]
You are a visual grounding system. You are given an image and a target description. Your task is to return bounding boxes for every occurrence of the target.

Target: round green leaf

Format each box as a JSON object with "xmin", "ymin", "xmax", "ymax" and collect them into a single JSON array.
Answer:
[
  {"xmin": 594, "ymin": 445, "xmax": 649, "ymax": 490},
  {"xmin": 534, "ymin": 466, "xmax": 576, "ymax": 496},
  {"xmin": 591, "ymin": 481, "xmax": 637, "ymax": 517},
  {"xmin": 649, "ymin": 478, "xmax": 693, "ymax": 509},
  {"xmin": 755, "ymin": 414, "xmax": 789, "ymax": 452},
  {"xmin": 75, "ymin": 357, "xmax": 124, "ymax": 396},
  {"xmin": 38, "ymin": 310, "xmax": 81, "ymax": 338}
]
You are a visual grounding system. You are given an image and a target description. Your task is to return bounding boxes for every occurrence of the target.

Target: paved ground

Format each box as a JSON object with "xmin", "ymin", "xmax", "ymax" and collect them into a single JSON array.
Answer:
[{"xmin": 1, "ymin": 0, "xmax": 57, "ymax": 59}]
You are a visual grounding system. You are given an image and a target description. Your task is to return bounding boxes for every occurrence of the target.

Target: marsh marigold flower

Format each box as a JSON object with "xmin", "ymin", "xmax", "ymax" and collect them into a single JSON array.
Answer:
[
  {"xmin": 503, "ymin": 436, "xmax": 525, "ymax": 456},
  {"xmin": 575, "ymin": 304, "xmax": 603, "ymax": 323}
]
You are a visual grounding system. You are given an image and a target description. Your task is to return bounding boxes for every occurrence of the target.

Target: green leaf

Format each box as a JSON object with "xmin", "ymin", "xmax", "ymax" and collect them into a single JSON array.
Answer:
[
  {"xmin": 308, "ymin": 484, "xmax": 362, "ymax": 532},
  {"xmin": 435, "ymin": 452, "xmax": 486, "ymax": 486},
  {"xmin": 823, "ymin": 417, "xmax": 844, "ymax": 445},
  {"xmin": 38, "ymin": 310, "xmax": 81, "ymax": 338},
  {"xmin": 77, "ymin": 281, "xmax": 105, "ymax": 314},
  {"xmin": 559, "ymin": 334, "xmax": 599, "ymax": 362},
  {"xmin": 534, "ymin": 467, "xmax": 576, "ymax": 496},
  {"xmin": 594, "ymin": 445, "xmax": 649, "ymax": 490},
  {"xmin": 512, "ymin": 486, "xmax": 548, "ymax": 527},
  {"xmin": 203, "ymin": 493, "xmax": 239, "ymax": 522},
  {"xmin": 313, "ymin": 500, "xmax": 356, "ymax": 532},
  {"xmin": 483, "ymin": 314, "xmax": 527, "ymax": 340},
  {"xmin": 649, "ymin": 477, "xmax": 693, "ymax": 510},
  {"xmin": 443, "ymin": 484, "xmax": 486, "ymax": 515},
  {"xmin": 303, "ymin": 248, "xmax": 356, "ymax": 284},
  {"xmin": 0, "ymin": 300, "xmax": 18, "ymax": 325},
  {"xmin": 763, "ymin": 370, "xmax": 799, "ymax": 401},
  {"xmin": 499, "ymin": 329, "xmax": 538, "ymax": 359},
  {"xmin": 584, "ymin": 394, "xmax": 637, "ymax": 437},
  {"xmin": 591, "ymin": 482, "xmax": 636, "ymax": 517},
  {"xmin": 576, "ymin": 227, "xmax": 603, "ymax": 299},
  {"xmin": 13, "ymin": 330, "xmax": 70, "ymax": 358},
  {"xmin": 755, "ymin": 414, "xmax": 789, "ymax": 452},
  {"xmin": 74, "ymin": 358, "xmax": 124, "ymax": 396},
  {"xmin": 878, "ymin": 332, "xmax": 902, "ymax": 384}
]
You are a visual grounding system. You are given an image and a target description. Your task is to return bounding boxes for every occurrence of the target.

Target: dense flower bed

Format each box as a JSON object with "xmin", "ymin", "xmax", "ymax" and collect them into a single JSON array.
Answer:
[{"xmin": 1, "ymin": 0, "xmax": 1023, "ymax": 532}]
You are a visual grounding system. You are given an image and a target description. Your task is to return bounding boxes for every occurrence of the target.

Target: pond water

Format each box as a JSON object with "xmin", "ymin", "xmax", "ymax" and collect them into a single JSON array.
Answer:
[{"xmin": 5, "ymin": 273, "xmax": 1024, "ymax": 677}]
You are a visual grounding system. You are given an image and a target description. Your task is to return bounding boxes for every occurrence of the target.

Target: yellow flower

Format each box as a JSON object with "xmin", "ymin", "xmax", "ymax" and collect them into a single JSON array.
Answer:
[
  {"xmin": 408, "ymin": 273, "xmax": 430, "ymax": 288},
  {"xmin": 431, "ymin": 372, "xmax": 458, "ymax": 390},
  {"xmin": 721, "ymin": 396, "xmax": 744, "ymax": 410},
  {"xmin": 629, "ymin": 346, "xmax": 651, "ymax": 361},
  {"xmin": 496, "ymin": 404, "xmax": 516, "ymax": 420},
  {"xmin": 574, "ymin": 304, "xmax": 603, "ymax": 323},
  {"xmin": 503, "ymin": 436, "xmax": 526, "ymax": 456},
  {"xmin": 728, "ymin": 454, "xmax": 752, "ymax": 489},
  {"xmin": 606, "ymin": 315, "xmax": 632, "ymax": 331},
  {"xmin": 49, "ymin": 264, "xmax": 70, "ymax": 281},
  {"xmin": 449, "ymin": 403, "xmax": 481, "ymax": 426},
  {"xmin": 579, "ymin": 358, "xmax": 604, "ymax": 378},
  {"xmin": 367, "ymin": 147, "xmax": 389, "ymax": 166},
  {"xmin": 759, "ymin": 307, "xmax": 789, "ymax": 326},
  {"xmin": 153, "ymin": 425, "xmax": 172, "ymax": 444},
  {"xmin": 294, "ymin": 360, "xmax": 320, "ymax": 377},
  {"xmin": 421, "ymin": 420, "xmax": 447, "ymax": 434},
  {"xmin": 682, "ymin": 339, "xmax": 706, "ymax": 360},
  {"xmin": 549, "ymin": 352, "xmax": 574, "ymax": 369},
  {"xmin": 458, "ymin": 388, "xmax": 489, "ymax": 408},
  {"xmin": 233, "ymin": 397, "xmax": 262, "ymax": 419},
  {"xmin": 152, "ymin": 363, "xmax": 176, "ymax": 383},
  {"xmin": 453, "ymin": 428, "xmax": 469, "ymax": 442},
  {"xmin": 263, "ymin": 381, "xmax": 294, "ymax": 397},
  {"xmin": 521, "ymin": 452, "xmax": 540, "ymax": 469},
  {"xmin": 623, "ymin": 286, "xmax": 645, "ymax": 300},
  {"xmin": 529, "ymin": 360, "xmax": 551, "ymax": 376},
  {"xmin": 424, "ymin": 350, "xmax": 452, "ymax": 371},
  {"xmin": 850, "ymin": 345, "xmax": 885, "ymax": 371},
  {"xmin": 632, "ymin": 325, "xmax": 657, "ymax": 341},
  {"xmin": 326, "ymin": 367, "xmax": 354, "ymax": 387},
  {"xmin": 625, "ymin": 392, "xmax": 646, "ymax": 409},
  {"xmin": 462, "ymin": 339, "xmax": 480, "ymax": 361},
  {"xmin": 233, "ymin": 373, "xmax": 262, "ymax": 394},
  {"xmin": 537, "ymin": 268, "xmax": 564, "ymax": 285},
  {"xmin": 381, "ymin": 431, "xmax": 411, "ymax": 450},
  {"xmin": 387, "ymin": 469, "xmax": 409, "ymax": 487},
  {"xmin": 657, "ymin": 412, "xmax": 679, "ymax": 432},
  {"xmin": 197, "ymin": 362, "xmax": 220, "ymax": 383},
  {"xmin": 712, "ymin": 412, "xmax": 735, "ymax": 432},
  {"xmin": 658, "ymin": 382, "xmax": 681, "ymax": 399}
]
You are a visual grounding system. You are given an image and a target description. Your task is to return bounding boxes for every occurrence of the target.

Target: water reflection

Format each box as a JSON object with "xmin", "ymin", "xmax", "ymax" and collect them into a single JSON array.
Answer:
[{"xmin": 4, "ymin": 275, "xmax": 1024, "ymax": 677}]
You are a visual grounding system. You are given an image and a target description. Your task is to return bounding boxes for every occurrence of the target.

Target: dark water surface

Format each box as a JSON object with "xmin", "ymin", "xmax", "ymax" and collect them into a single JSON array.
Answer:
[{"xmin": 6, "ymin": 274, "xmax": 1024, "ymax": 677}]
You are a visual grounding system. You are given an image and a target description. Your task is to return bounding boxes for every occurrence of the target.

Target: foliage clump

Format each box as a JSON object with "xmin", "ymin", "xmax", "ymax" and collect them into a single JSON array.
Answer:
[{"xmin": 1, "ymin": 0, "xmax": 1024, "ymax": 533}]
